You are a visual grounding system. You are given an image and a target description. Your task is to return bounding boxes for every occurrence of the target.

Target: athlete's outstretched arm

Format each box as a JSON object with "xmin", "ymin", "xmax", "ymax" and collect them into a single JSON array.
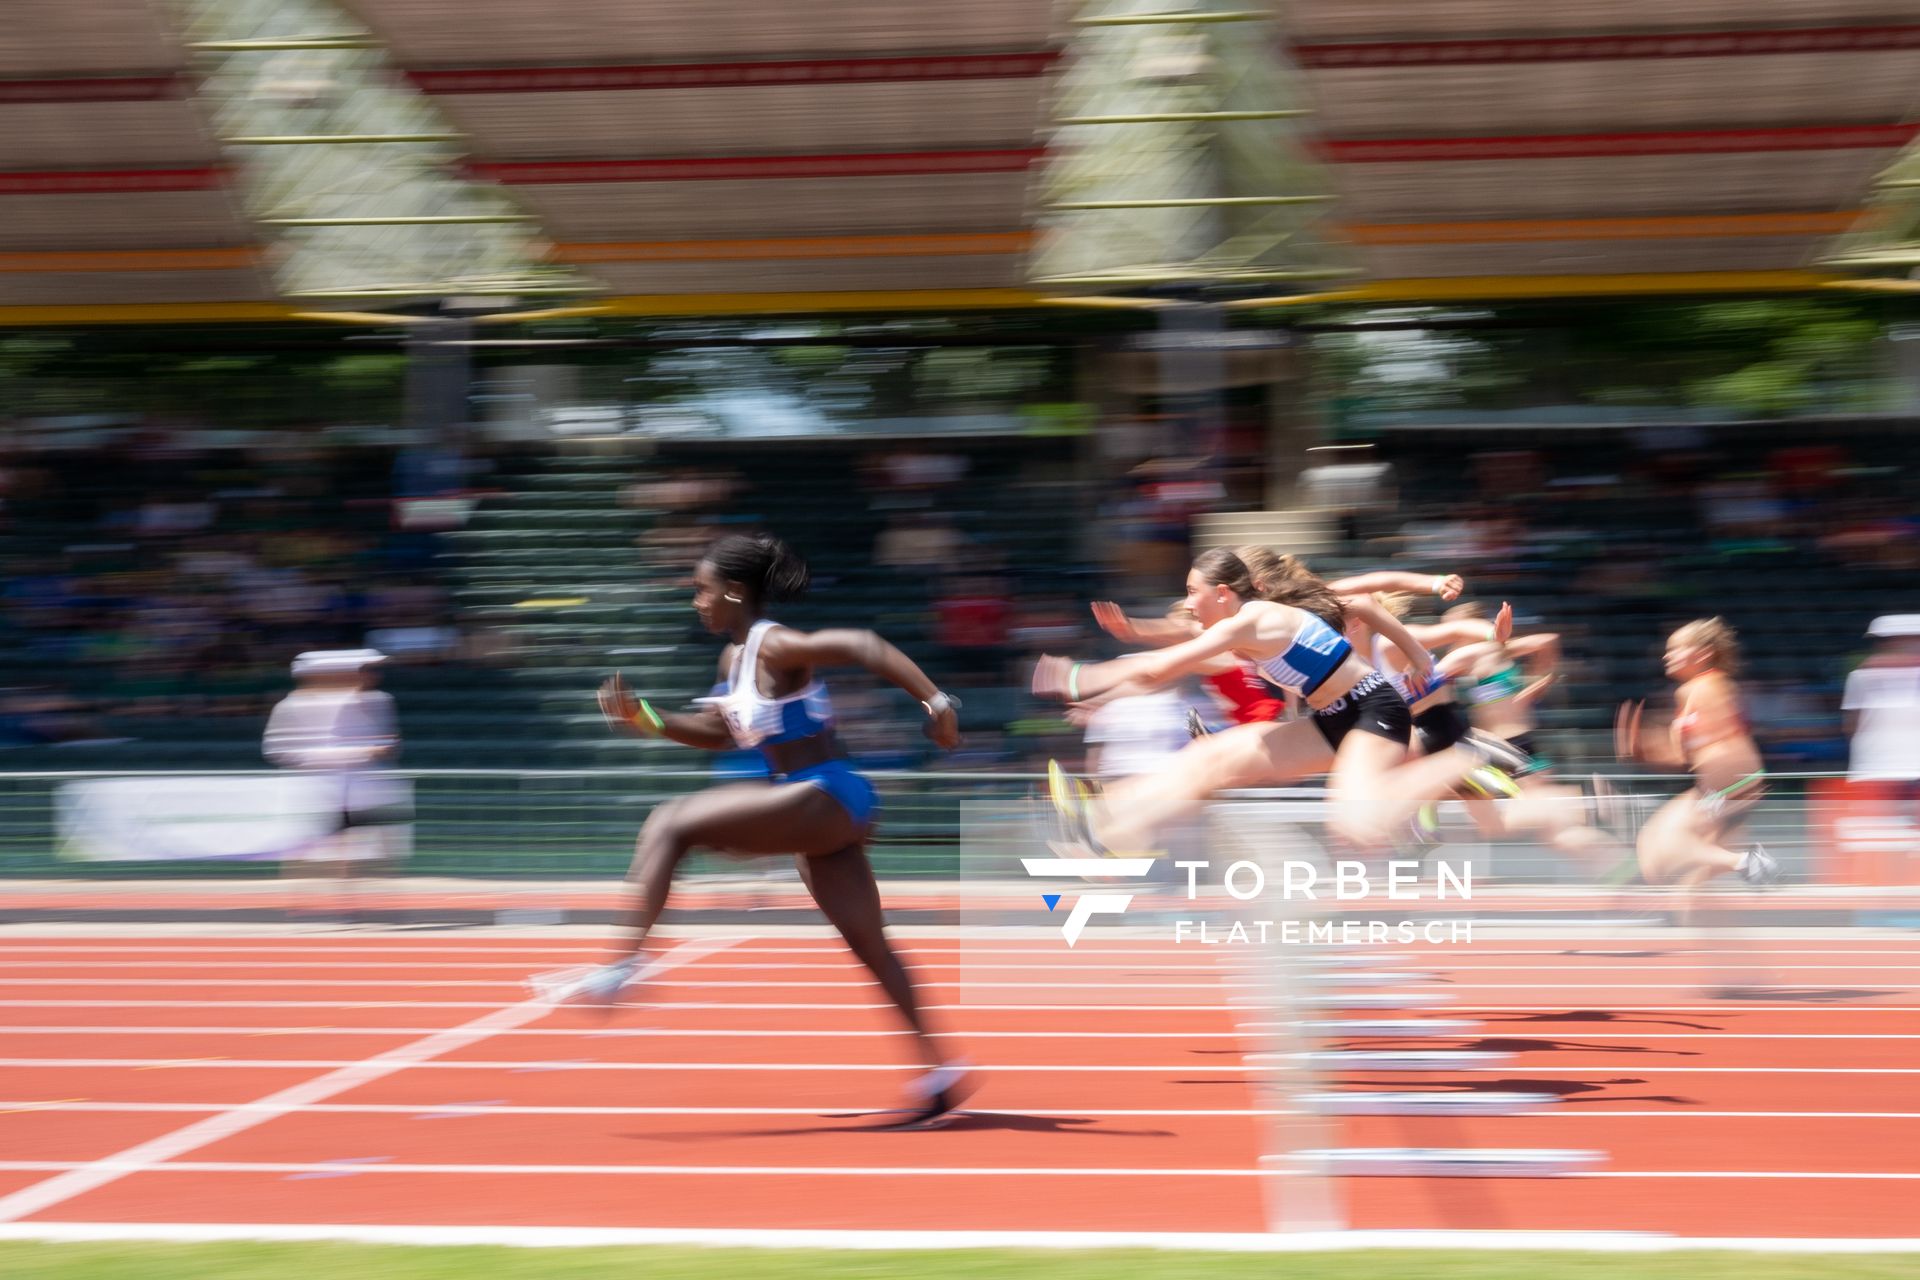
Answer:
[
  {"xmin": 598, "ymin": 668, "xmax": 735, "ymax": 750},
  {"xmin": 761, "ymin": 627, "xmax": 960, "ymax": 748},
  {"xmin": 1514, "ymin": 672, "xmax": 1557, "ymax": 704},
  {"xmin": 1407, "ymin": 619, "xmax": 1496, "ymax": 651},
  {"xmin": 1615, "ymin": 699, "xmax": 1685, "ymax": 768},
  {"xmin": 1507, "ymin": 631, "xmax": 1560, "ymax": 668},
  {"xmin": 1346, "ymin": 595, "xmax": 1436, "ymax": 688},
  {"xmin": 1035, "ymin": 612, "xmax": 1256, "ymax": 702},
  {"xmin": 1090, "ymin": 601, "xmax": 1201, "ymax": 648},
  {"xmin": 1407, "ymin": 600, "xmax": 1513, "ymax": 653},
  {"xmin": 1437, "ymin": 639, "xmax": 1494, "ymax": 679},
  {"xmin": 1329, "ymin": 570, "xmax": 1464, "ymax": 601},
  {"xmin": 1066, "ymin": 672, "xmax": 1162, "ymax": 715},
  {"xmin": 1066, "ymin": 654, "xmax": 1242, "ymax": 725}
]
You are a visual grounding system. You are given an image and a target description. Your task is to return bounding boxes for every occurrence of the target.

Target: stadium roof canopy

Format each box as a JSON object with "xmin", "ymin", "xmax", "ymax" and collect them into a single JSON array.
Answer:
[{"xmin": 3, "ymin": 0, "xmax": 1919, "ymax": 320}]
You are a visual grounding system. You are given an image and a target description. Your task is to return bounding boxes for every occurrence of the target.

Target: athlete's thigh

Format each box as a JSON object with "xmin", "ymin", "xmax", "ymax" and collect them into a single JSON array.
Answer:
[
  {"xmin": 1146, "ymin": 721, "xmax": 1285, "ymax": 789},
  {"xmin": 1635, "ymin": 791, "xmax": 1701, "ymax": 882},
  {"xmin": 1462, "ymin": 792, "xmax": 1509, "ymax": 839},
  {"xmin": 1327, "ymin": 722, "xmax": 1408, "ymax": 789},
  {"xmin": 794, "ymin": 841, "xmax": 884, "ymax": 922},
  {"xmin": 658, "ymin": 781, "xmax": 861, "ymax": 858},
  {"xmin": 1505, "ymin": 780, "xmax": 1583, "ymax": 831},
  {"xmin": 1244, "ymin": 719, "xmax": 1339, "ymax": 782}
]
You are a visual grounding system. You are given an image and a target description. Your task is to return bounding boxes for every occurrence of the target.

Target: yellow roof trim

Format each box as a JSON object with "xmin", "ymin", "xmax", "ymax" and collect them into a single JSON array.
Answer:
[{"xmin": 0, "ymin": 272, "xmax": 1853, "ymax": 325}]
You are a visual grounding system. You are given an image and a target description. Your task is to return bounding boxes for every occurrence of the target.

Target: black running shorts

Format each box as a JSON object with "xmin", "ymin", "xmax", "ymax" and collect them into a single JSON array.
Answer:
[{"xmin": 1312, "ymin": 673, "xmax": 1413, "ymax": 750}]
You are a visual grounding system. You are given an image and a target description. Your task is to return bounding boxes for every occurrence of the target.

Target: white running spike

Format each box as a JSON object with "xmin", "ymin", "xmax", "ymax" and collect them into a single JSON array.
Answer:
[{"xmin": 525, "ymin": 965, "xmax": 596, "ymax": 1003}]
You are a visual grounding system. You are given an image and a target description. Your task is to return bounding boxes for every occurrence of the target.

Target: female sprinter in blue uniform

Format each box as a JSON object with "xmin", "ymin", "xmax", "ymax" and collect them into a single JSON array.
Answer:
[{"xmin": 557, "ymin": 532, "xmax": 968, "ymax": 1125}]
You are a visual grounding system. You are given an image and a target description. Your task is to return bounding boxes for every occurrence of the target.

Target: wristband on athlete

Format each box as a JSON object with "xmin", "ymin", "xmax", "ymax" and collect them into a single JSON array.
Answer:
[{"xmin": 629, "ymin": 698, "xmax": 666, "ymax": 737}]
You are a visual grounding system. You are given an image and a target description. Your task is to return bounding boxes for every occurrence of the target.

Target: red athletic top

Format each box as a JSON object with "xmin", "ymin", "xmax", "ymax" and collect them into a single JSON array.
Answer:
[{"xmin": 1207, "ymin": 666, "xmax": 1285, "ymax": 724}]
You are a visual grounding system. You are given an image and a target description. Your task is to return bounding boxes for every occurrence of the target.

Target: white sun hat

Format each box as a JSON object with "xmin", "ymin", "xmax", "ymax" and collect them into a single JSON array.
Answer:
[
  {"xmin": 1866, "ymin": 615, "xmax": 1920, "ymax": 639},
  {"xmin": 290, "ymin": 648, "xmax": 389, "ymax": 678}
]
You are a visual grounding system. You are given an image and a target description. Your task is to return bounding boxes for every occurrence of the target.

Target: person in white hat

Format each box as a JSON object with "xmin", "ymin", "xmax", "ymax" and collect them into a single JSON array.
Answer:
[
  {"xmin": 1844, "ymin": 618, "xmax": 1920, "ymax": 787},
  {"xmin": 263, "ymin": 649, "xmax": 405, "ymax": 904}
]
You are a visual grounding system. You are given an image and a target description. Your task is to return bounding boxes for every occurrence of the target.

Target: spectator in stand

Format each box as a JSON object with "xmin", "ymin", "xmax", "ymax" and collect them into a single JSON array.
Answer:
[
  {"xmin": 0, "ymin": 685, "xmax": 120, "ymax": 748},
  {"xmin": 875, "ymin": 511, "xmax": 963, "ymax": 571},
  {"xmin": 1821, "ymin": 497, "xmax": 1920, "ymax": 572},
  {"xmin": 1844, "ymin": 616, "xmax": 1920, "ymax": 790},
  {"xmin": 1769, "ymin": 442, "xmax": 1848, "ymax": 498},
  {"xmin": 934, "ymin": 574, "xmax": 1012, "ymax": 680},
  {"xmin": 884, "ymin": 450, "xmax": 968, "ymax": 493}
]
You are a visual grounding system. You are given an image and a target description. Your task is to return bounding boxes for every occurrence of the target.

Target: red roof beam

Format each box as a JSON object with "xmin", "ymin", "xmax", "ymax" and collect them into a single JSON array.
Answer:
[
  {"xmin": 1322, "ymin": 124, "xmax": 1920, "ymax": 162},
  {"xmin": 1293, "ymin": 24, "xmax": 1920, "ymax": 67},
  {"xmin": 0, "ymin": 167, "xmax": 225, "ymax": 195},
  {"xmin": 0, "ymin": 76, "xmax": 187, "ymax": 105},
  {"xmin": 471, "ymin": 149, "xmax": 1042, "ymax": 183},
  {"xmin": 410, "ymin": 51, "xmax": 1058, "ymax": 95}
]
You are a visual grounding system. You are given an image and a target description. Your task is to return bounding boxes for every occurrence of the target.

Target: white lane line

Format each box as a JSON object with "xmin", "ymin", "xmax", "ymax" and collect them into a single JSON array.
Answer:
[
  {"xmin": 0, "ymin": 943, "xmax": 1214, "ymax": 958},
  {"xmin": 0, "ymin": 990, "xmax": 1205, "ymax": 997},
  {"xmin": 0, "ymin": 937, "xmax": 737, "ymax": 1225},
  {"xmin": 5, "ymin": 978, "xmax": 1918, "ymax": 993},
  {"xmin": 0, "ymin": 1160, "xmax": 1918, "ymax": 1180},
  {"xmin": 0, "ymin": 1161, "xmax": 1353, "ymax": 1177},
  {"xmin": 1272, "ymin": 1032, "xmax": 1920, "ymax": 1041},
  {"xmin": 9, "ymin": 959, "xmax": 1920, "ymax": 973},
  {"xmin": 8, "ymin": 1101, "xmax": 1920, "ymax": 1120},
  {"xmin": 6, "ymin": 1025, "xmax": 1920, "ymax": 1041},
  {"xmin": 5, "ymin": 1222, "xmax": 1920, "ymax": 1253},
  {"xmin": 11, "ymin": 1028, "xmax": 1920, "ymax": 1043},
  {"xmin": 0, "ymin": 960, "xmax": 1211, "ymax": 973},
  {"xmin": 3, "ymin": 1223, "xmax": 1920, "ymax": 1254},
  {"xmin": 0, "ymin": 1026, "xmax": 1246, "ymax": 1040},
  {"xmin": 1, "ymin": 946, "xmax": 1914, "ymax": 966},
  {"xmin": 0, "ymin": 1001, "xmax": 1226, "ymax": 1013},
  {"xmin": 7, "ymin": 1058, "xmax": 1920, "ymax": 1074},
  {"xmin": 0, "ymin": 1060, "xmax": 1251, "ymax": 1072},
  {"xmin": 3, "ymin": 999, "xmax": 1920, "ymax": 1013},
  {"xmin": 3, "ymin": 943, "xmax": 1916, "ymax": 957},
  {"xmin": 0, "ymin": 967, "xmax": 1228, "ymax": 974}
]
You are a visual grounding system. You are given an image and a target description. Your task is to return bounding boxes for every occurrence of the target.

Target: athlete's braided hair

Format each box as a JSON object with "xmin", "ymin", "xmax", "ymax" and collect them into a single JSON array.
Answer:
[{"xmin": 703, "ymin": 532, "xmax": 811, "ymax": 606}]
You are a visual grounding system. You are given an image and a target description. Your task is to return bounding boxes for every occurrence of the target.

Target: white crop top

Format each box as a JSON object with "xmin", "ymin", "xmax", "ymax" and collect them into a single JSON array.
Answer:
[{"xmin": 698, "ymin": 619, "xmax": 836, "ymax": 752}]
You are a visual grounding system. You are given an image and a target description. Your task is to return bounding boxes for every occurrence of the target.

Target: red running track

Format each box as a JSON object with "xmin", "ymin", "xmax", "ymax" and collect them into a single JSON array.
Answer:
[{"xmin": 0, "ymin": 934, "xmax": 1916, "ymax": 1241}]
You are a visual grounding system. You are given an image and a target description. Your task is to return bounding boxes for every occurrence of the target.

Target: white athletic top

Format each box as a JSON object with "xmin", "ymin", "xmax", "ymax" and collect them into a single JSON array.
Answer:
[
  {"xmin": 262, "ymin": 687, "xmax": 404, "ymax": 813},
  {"xmin": 1844, "ymin": 663, "xmax": 1920, "ymax": 782},
  {"xmin": 701, "ymin": 619, "xmax": 836, "ymax": 751}
]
